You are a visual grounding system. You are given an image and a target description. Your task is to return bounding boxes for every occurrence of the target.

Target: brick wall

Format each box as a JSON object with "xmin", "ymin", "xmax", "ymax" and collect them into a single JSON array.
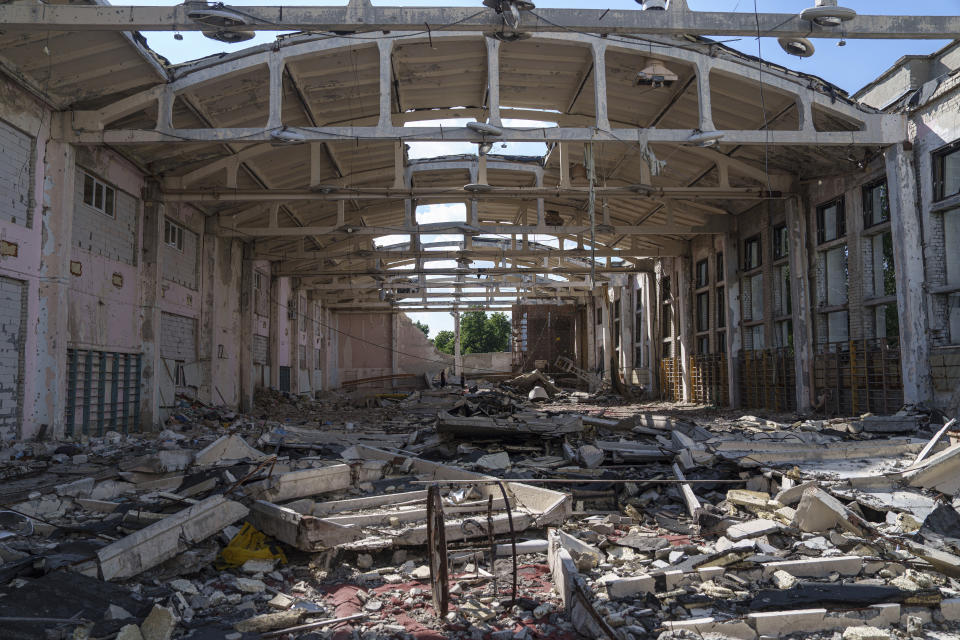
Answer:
[
  {"xmin": 160, "ymin": 312, "xmax": 197, "ymax": 361},
  {"xmin": 161, "ymin": 220, "xmax": 199, "ymax": 290},
  {"xmin": 72, "ymin": 167, "xmax": 139, "ymax": 265},
  {"xmin": 0, "ymin": 276, "xmax": 26, "ymax": 439},
  {"xmin": 0, "ymin": 119, "xmax": 33, "ymax": 228},
  {"xmin": 930, "ymin": 347, "xmax": 960, "ymax": 393}
]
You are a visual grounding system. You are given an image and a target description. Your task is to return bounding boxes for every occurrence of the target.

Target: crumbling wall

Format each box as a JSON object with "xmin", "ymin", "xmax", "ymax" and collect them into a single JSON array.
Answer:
[
  {"xmin": 461, "ymin": 351, "xmax": 510, "ymax": 377},
  {"xmin": 396, "ymin": 313, "xmax": 451, "ymax": 379}
]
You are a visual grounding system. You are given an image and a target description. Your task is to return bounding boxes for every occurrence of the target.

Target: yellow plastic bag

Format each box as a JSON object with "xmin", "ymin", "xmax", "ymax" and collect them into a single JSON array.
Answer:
[{"xmin": 216, "ymin": 522, "xmax": 287, "ymax": 569}]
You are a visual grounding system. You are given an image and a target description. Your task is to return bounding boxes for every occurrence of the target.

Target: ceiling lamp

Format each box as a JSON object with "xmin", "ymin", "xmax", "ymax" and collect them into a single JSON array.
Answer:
[
  {"xmin": 686, "ymin": 130, "xmax": 724, "ymax": 147},
  {"xmin": 636, "ymin": 60, "xmax": 678, "ymax": 88},
  {"xmin": 467, "ymin": 122, "xmax": 503, "ymax": 136},
  {"xmin": 270, "ymin": 127, "xmax": 306, "ymax": 146},
  {"xmin": 778, "ymin": 37, "xmax": 815, "ymax": 57},
  {"xmin": 464, "ymin": 183, "xmax": 494, "ymax": 193},
  {"xmin": 800, "ymin": 0, "xmax": 856, "ymax": 27},
  {"xmin": 202, "ymin": 30, "xmax": 254, "ymax": 44},
  {"xmin": 185, "ymin": 3, "xmax": 253, "ymax": 28},
  {"xmin": 637, "ymin": 0, "xmax": 667, "ymax": 9},
  {"xmin": 544, "ymin": 210, "xmax": 564, "ymax": 226}
]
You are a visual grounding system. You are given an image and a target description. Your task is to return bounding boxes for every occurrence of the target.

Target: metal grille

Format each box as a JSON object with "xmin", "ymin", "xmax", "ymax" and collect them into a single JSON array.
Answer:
[
  {"xmin": 660, "ymin": 357, "xmax": 683, "ymax": 402},
  {"xmin": 739, "ymin": 348, "xmax": 796, "ymax": 412},
  {"xmin": 65, "ymin": 350, "xmax": 142, "ymax": 436},
  {"xmin": 814, "ymin": 338, "xmax": 903, "ymax": 416},
  {"xmin": 279, "ymin": 366, "xmax": 291, "ymax": 392},
  {"xmin": 690, "ymin": 354, "xmax": 728, "ymax": 406}
]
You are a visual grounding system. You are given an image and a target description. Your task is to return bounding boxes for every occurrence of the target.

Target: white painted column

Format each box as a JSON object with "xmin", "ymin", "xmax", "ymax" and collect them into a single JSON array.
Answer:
[
  {"xmin": 591, "ymin": 43, "xmax": 610, "ymax": 131},
  {"xmin": 452, "ymin": 311, "xmax": 462, "ymax": 379},
  {"xmin": 486, "ymin": 37, "xmax": 502, "ymax": 127},
  {"xmin": 32, "ymin": 136, "xmax": 75, "ymax": 434},
  {"xmin": 305, "ymin": 291, "xmax": 318, "ymax": 397},
  {"xmin": 267, "ymin": 55, "xmax": 284, "ymax": 130},
  {"xmin": 677, "ymin": 255, "xmax": 694, "ymax": 402},
  {"xmin": 723, "ymin": 228, "xmax": 742, "ymax": 408},
  {"xmin": 695, "ymin": 59, "xmax": 716, "ymax": 132},
  {"xmin": 138, "ymin": 191, "xmax": 167, "ymax": 432},
  {"xmin": 377, "ymin": 39, "xmax": 394, "ymax": 130},
  {"xmin": 884, "ymin": 143, "xmax": 933, "ymax": 405},
  {"xmin": 268, "ymin": 274, "xmax": 281, "ymax": 390},
  {"xmin": 239, "ymin": 244, "xmax": 255, "ymax": 413},
  {"xmin": 787, "ymin": 195, "xmax": 814, "ymax": 412}
]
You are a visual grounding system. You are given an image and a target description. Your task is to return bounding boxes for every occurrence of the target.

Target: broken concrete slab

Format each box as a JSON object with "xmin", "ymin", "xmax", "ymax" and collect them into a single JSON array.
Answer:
[
  {"xmin": 761, "ymin": 556, "xmax": 863, "ymax": 579},
  {"xmin": 194, "ymin": 434, "xmax": 268, "ymax": 466},
  {"xmin": 605, "ymin": 575, "xmax": 655, "ymax": 599},
  {"xmin": 793, "ymin": 488, "xmax": 867, "ymax": 536},
  {"xmin": 141, "ymin": 605, "xmax": 178, "ymax": 640},
  {"xmin": 247, "ymin": 500, "xmax": 363, "ymax": 551},
  {"xmin": 727, "ymin": 519, "xmax": 781, "ymax": 541},
  {"xmin": 234, "ymin": 609, "xmax": 306, "ymax": 633},
  {"xmin": 121, "ymin": 449, "xmax": 194, "ymax": 474},
  {"xmin": 437, "ymin": 411, "xmax": 582, "ymax": 440},
  {"xmin": 664, "ymin": 617, "xmax": 757, "ymax": 640},
  {"xmin": 901, "ymin": 442, "xmax": 960, "ymax": 496},
  {"xmin": 775, "ymin": 480, "xmax": 818, "ymax": 506},
  {"xmin": 95, "ymin": 495, "xmax": 249, "ymax": 581}
]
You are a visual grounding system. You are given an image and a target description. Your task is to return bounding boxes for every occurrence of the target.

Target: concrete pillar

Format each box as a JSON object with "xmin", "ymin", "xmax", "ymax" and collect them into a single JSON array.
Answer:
[
  {"xmin": 787, "ymin": 196, "xmax": 815, "ymax": 412},
  {"xmin": 884, "ymin": 143, "xmax": 933, "ymax": 405},
  {"xmin": 723, "ymin": 229, "xmax": 742, "ymax": 408},
  {"xmin": 137, "ymin": 181, "xmax": 163, "ymax": 430},
  {"xmin": 239, "ymin": 244, "xmax": 255, "ymax": 413},
  {"xmin": 452, "ymin": 311, "xmax": 462, "ymax": 378},
  {"xmin": 199, "ymin": 226, "xmax": 216, "ymax": 404},
  {"xmin": 267, "ymin": 54, "xmax": 284, "ymax": 130},
  {"xmin": 268, "ymin": 274, "xmax": 281, "ymax": 390},
  {"xmin": 32, "ymin": 134, "xmax": 74, "ymax": 435},
  {"xmin": 305, "ymin": 292, "xmax": 318, "ymax": 396},
  {"xmin": 377, "ymin": 39, "xmax": 393, "ymax": 130},
  {"xmin": 677, "ymin": 255, "xmax": 694, "ymax": 402},
  {"xmin": 591, "ymin": 42, "xmax": 609, "ymax": 131},
  {"xmin": 644, "ymin": 271, "xmax": 659, "ymax": 396},
  {"xmin": 695, "ymin": 59, "xmax": 716, "ymax": 132},
  {"xmin": 486, "ymin": 37, "xmax": 501, "ymax": 127},
  {"xmin": 289, "ymin": 284, "xmax": 301, "ymax": 393}
]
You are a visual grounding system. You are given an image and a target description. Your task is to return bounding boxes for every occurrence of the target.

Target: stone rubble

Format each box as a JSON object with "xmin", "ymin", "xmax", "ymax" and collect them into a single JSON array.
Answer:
[{"xmin": 0, "ymin": 386, "xmax": 957, "ymax": 640}]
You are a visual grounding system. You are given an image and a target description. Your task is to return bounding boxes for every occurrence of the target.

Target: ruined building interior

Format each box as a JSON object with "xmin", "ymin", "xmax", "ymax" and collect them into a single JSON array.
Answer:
[{"xmin": 2, "ymin": 1, "xmax": 960, "ymax": 639}]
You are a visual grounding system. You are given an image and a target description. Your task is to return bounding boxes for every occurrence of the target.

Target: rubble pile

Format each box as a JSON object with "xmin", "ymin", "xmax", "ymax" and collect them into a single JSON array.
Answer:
[{"xmin": 0, "ymin": 384, "xmax": 958, "ymax": 640}]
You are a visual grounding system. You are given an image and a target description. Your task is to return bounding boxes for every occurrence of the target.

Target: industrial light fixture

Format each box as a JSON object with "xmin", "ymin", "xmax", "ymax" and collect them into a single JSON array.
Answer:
[
  {"xmin": 800, "ymin": 0, "xmax": 856, "ymax": 27},
  {"xmin": 636, "ymin": 0, "xmax": 667, "ymax": 9},
  {"xmin": 478, "ymin": 142, "xmax": 493, "ymax": 155},
  {"xmin": 544, "ymin": 210, "xmax": 564, "ymax": 226},
  {"xmin": 778, "ymin": 37, "xmax": 815, "ymax": 58},
  {"xmin": 270, "ymin": 127, "xmax": 306, "ymax": 146},
  {"xmin": 202, "ymin": 30, "xmax": 255, "ymax": 44},
  {"xmin": 463, "ymin": 183, "xmax": 494, "ymax": 193},
  {"xmin": 636, "ymin": 60, "xmax": 678, "ymax": 88},
  {"xmin": 482, "ymin": 0, "xmax": 535, "ymax": 31},
  {"xmin": 491, "ymin": 31, "xmax": 531, "ymax": 42},
  {"xmin": 628, "ymin": 184, "xmax": 654, "ymax": 194},
  {"xmin": 309, "ymin": 184, "xmax": 339, "ymax": 194},
  {"xmin": 686, "ymin": 130, "xmax": 725, "ymax": 147},
  {"xmin": 185, "ymin": 2, "xmax": 256, "ymax": 43},
  {"xmin": 467, "ymin": 121, "xmax": 503, "ymax": 136}
]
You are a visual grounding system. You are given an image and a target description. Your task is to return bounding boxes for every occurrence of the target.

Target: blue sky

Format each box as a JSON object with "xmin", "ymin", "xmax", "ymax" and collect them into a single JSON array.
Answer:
[{"xmin": 129, "ymin": 1, "xmax": 954, "ymax": 336}]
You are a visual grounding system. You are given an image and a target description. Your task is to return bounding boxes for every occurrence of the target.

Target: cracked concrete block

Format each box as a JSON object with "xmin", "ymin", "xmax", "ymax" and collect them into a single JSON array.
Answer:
[
  {"xmin": 761, "ymin": 556, "xmax": 863, "ymax": 578},
  {"xmin": 56, "ymin": 477, "xmax": 95, "ymax": 498},
  {"xmin": 140, "ymin": 605, "xmax": 177, "ymax": 640},
  {"xmin": 775, "ymin": 481, "xmax": 818, "ymax": 506},
  {"xmin": 727, "ymin": 490, "xmax": 772, "ymax": 511},
  {"xmin": 793, "ymin": 488, "xmax": 865, "ymax": 536},
  {"xmin": 941, "ymin": 598, "xmax": 960, "ymax": 621},
  {"xmin": 665, "ymin": 617, "xmax": 757, "ymax": 640},
  {"xmin": 842, "ymin": 626, "xmax": 890, "ymax": 640},
  {"xmin": 748, "ymin": 608, "xmax": 827, "ymax": 636},
  {"xmin": 727, "ymin": 519, "xmax": 781, "ymax": 541},
  {"xmin": 606, "ymin": 575, "xmax": 655, "ymax": 599}
]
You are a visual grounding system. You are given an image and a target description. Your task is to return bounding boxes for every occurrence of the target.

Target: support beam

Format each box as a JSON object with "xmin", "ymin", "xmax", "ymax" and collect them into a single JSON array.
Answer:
[
  {"xmin": 63, "ymin": 125, "xmax": 906, "ymax": 147},
  {"xmin": 723, "ymin": 228, "xmax": 742, "ymax": 409},
  {"xmin": 485, "ymin": 37, "xmax": 501, "ymax": 128},
  {"xmin": 786, "ymin": 195, "xmax": 814, "ymax": 413},
  {"xmin": 677, "ymin": 254, "xmax": 693, "ymax": 402},
  {"xmin": 884, "ymin": 143, "xmax": 933, "ymax": 405},
  {"xmin": 3, "ymin": 5, "xmax": 957, "ymax": 39}
]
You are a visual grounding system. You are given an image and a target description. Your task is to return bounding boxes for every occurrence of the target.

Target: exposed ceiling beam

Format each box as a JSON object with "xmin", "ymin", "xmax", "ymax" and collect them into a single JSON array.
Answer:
[{"xmin": 1, "ymin": 5, "xmax": 955, "ymax": 39}]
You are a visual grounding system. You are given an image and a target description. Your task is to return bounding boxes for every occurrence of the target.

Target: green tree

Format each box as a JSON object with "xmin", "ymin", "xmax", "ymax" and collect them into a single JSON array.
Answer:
[
  {"xmin": 413, "ymin": 320, "xmax": 430, "ymax": 338},
  {"xmin": 433, "ymin": 330, "xmax": 455, "ymax": 355},
  {"xmin": 460, "ymin": 311, "xmax": 512, "ymax": 354}
]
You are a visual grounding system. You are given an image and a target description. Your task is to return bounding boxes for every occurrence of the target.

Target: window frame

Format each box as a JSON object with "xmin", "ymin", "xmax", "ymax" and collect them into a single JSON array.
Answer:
[
  {"xmin": 772, "ymin": 224, "xmax": 789, "ymax": 261},
  {"xmin": 695, "ymin": 259, "xmax": 709, "ymax": 289},
  {"xmin": 716, "ymin": 252, "xmax": 724, "ymax": 280},
  {"xmin": 716, "ymin": 286, "xmax": 726, "ymax": 328},
  {"xmin": 934, "ymin": 140, "xmax": 960, "ymax": 202},
  {"xmin": 744, "ymin": 235, "xmax": 762, "ymax": 271},
  {"xmin": 816, "ymin": 197, "xmax": 846, "ymax": 245},
  {"xmin": 164, "ymin": 219, "xmax": 185, "ymax": 252},
  {"xmin": 696, "ymin": 291, "xmax": 710, "ymax": 333},
  {"xmin": 862, "ymin": 179, "xmax": 890, "ymax": 228},
  {"xmin": 81, "ymin": 171, "xmax": 116, "ymax": 218}
]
